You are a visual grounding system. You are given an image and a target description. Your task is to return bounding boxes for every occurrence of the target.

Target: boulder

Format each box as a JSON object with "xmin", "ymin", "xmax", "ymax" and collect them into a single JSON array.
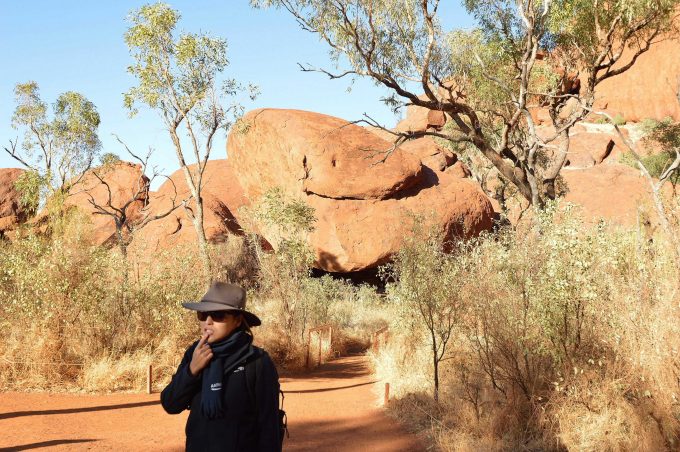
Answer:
[
  {"xmin": 395, "ymin": 103, "xmax": 446, "ymax": 133},
  {"xmin": 61, "ymin": 162, "xmax": 149, "ymax": 245},
  {"xmin": 534, "ymin": 125, "xmax": 627, "ymax": 168},
  {"xmin": 127, "ymin": 159, "xmax": 250, "ymax": 255},
  {"xmin": 400, "ymin": 137, "xmax": 457, "ymax": 172},
  {"xmin": 594, "ymin": 37, "xmax": 680, "ymax": 122},
  {"xmin": 0, "ymin": 168, "xmax": 28, "ymax": 234},
  {"xmin": 229, "ymin": 109, "xmax": 423, "ymax": 201},
  {"xmin": 227, "ymin": 108, "xmax": 495, "ymax": 272},
  {"xmin": 307, "ymin": 169, "xmax": 492, "ymax": 271},
  {"xmin": 561, "ymin": 164, "xmax": 661, "ymax": 226},
  {"xmin": 564, "ymin": 133, "xmax": 618, "ymax": 168}
]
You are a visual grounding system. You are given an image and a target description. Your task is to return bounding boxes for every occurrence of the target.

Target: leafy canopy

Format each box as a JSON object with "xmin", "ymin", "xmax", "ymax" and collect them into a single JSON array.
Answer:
[
  {"xmin": 124, "ymin": 3, "xmax": 256, "ymax": 135},
  {"xmin": 8, "ymin": 81, "xmax": 101, "ymax": 207}
]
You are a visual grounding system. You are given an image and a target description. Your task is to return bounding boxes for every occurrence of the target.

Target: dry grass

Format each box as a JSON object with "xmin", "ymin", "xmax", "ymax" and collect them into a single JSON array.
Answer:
[
  {"xmin": 0, "ymin": 211, "xmax": 390, "ymax": 391},
  {"xmin": 374, "ymin": 202, "xmax": 680, "ymax": 451},
  {"xmin": 4, "ymin": 196, "xmax": 680, "ymax": 450}
]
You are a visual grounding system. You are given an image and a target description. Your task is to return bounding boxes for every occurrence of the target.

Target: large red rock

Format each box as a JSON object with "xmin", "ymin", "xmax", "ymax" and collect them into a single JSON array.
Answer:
[
  {"xmin": 564, "ymin": 133, "xmax": 617, "ymax": 168},
  {"xmin": 60, "ymin": 162, "xmax": 149, "ymax": 245},
  {"xmin": 395, "ymin": 101, "xmax": 447, "ymax": 133},
  {"xmin": 400, "ymin": 137, "xmax": 457, "ymax": 172},
  {"xmin": 594, "ymin": 38, "xmax": 680, "ymax": 122},
  {"xmin": 229, "ymin": 109, "xmax": 423, "ymax": 200},
  {"xmin": 307, "ymin": 170, "xmax": 493, "ymax": 271},
  {"xmin": 0, "ymin": 168, "xmax": 29, "ymax": 234},
  {"xmin": 227, "ymin": 109, "xmax": 494, "ymax": 272},
  {"xmin": 561, "ymin": 164, "xmax": 665, "ymax": 226},
  {"xmin": 127, "ymin": 159, "xmax": 250, "ymax": 255}
]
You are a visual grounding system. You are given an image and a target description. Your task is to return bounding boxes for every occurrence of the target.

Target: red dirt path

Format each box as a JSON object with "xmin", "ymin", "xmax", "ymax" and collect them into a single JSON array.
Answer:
[{"xmin": 0, "ymin": 355, "xmax": 424, "ymax": 451}]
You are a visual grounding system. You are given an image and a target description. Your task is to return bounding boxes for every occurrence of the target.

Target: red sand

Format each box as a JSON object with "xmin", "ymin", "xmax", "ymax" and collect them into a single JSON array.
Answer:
[{"xmin": 0, "ymin": 355, "xmax": 423, "ymax": 451}]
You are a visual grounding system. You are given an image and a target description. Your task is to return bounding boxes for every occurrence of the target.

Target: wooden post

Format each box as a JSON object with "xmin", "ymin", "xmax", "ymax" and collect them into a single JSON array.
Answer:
[
  {"xmin": 305, "ymin": 331, "xmax": 311, "ymax": 369},
  {"xmin": 147, "ymin": 365, "xmax": 152, "ymax": 394},
  {"xmin": 384, "ymin": 382, "xmax": 390, "ymax": 405}
]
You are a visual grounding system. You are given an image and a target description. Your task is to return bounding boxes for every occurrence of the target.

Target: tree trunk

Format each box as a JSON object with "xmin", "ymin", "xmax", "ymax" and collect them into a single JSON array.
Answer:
[
  {"xmin": 191, "ymin": 196, "xmax": 212, "ymax": 283},
  {"xmin": 431, "ymin": 331, "xmax": 440, "ymax": 403},
  {"xmin": 433, "ymin": 349, "xmax": 440, "ymax": 403}
]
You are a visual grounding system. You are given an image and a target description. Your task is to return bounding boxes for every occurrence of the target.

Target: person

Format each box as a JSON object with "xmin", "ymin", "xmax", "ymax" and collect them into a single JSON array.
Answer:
[{"xmin": 161, "ymin": 281, "xmax": 282, "ymax": 452}]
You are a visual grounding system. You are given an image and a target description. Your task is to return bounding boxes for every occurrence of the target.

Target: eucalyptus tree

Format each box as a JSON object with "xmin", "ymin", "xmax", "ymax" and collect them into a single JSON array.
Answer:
[
  {"xmin": 253, "ymin": 0, "xmax": 678, "ymax": 208},
  {"xmin": 124, "ymin": 3, "xmax": 257, "ymax": 277},
  {"xmin": 4, "ymin": 81, "xmax": 101, "ymax": 212}
]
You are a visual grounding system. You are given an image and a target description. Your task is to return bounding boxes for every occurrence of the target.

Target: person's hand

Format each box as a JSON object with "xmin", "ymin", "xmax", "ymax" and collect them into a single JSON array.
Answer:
[{"xmin": 189, "ymin": 333, "xmax": 213, "ymax": 377}]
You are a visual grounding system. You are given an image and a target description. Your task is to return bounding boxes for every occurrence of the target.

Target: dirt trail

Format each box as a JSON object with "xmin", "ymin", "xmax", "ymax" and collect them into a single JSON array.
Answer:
[{"xmin": 0, "ymin": 355, "xmax": 423, "ymax": 451}]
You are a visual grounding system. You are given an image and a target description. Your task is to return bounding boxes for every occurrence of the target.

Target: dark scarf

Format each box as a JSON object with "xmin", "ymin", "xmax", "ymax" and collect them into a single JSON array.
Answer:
[{"xmin": 200, "ymin": 327, "xmax": 254, "ymax": 419}]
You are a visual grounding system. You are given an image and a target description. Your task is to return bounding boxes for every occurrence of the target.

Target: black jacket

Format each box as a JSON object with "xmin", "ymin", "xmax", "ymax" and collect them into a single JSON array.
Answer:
[{"xmin": 161, "ymin": 341, "xmax": 281, "ymax": 452}]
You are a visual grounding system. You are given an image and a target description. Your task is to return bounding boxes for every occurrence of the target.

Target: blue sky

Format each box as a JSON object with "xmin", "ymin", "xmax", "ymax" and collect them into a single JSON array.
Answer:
[{"xmin": 0, "ymin": 1, "xmax": 474, "ymax": 187}]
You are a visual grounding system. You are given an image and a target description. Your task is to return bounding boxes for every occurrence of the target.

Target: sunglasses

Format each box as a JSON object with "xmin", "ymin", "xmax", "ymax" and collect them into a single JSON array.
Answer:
[{"xmin": 196, "ymin": 310, "xmax": 236, "ymax": 322}]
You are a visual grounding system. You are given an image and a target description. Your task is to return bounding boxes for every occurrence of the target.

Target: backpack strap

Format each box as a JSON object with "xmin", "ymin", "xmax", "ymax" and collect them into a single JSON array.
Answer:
[{"xmin": 245, "ymin": 345, "xmax": 262, "ymax": 407}]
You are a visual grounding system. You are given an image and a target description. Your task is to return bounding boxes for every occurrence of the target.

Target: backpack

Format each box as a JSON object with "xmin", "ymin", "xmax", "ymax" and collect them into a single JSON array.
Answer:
[{"xmin": 245, "ymin": 348, "xmax": 289, "ymax": 449}]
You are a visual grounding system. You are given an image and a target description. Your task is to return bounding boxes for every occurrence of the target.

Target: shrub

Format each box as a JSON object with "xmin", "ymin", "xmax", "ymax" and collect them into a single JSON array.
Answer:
[{"xmin": 376, "ymin": 201, "xmax": 680, "ymax": 450}]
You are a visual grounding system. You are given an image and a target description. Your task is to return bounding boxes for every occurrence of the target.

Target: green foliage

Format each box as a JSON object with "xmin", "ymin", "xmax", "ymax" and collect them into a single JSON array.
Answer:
[
  {"xmin": 547, "ymin": 0, "xmax": 677, "ymax": 64},
  {"xmin": 375, "ymin": 203, "xmax": 680, "ymax": 448},
  {"xmin": 14, "ymin": 170, "xmax": 46, "ymax": 213},
  {"xmin": 383, "ymin": 218, "xmax": 472, "ymax": 400},
  {"xmin": 0, "ymin": 224, "xmax": 207, "ymax": 389},
  {"xmin": 620, "ymin": 151, "xmax": 680, "ymax": 184},
  {"xmin": 252, "ymin": 187, "xmax": 316, "ymax": 237},
  {"xmin": 620, "ymin": 117, "xmax": 680, "ymax": 184},
  {"xmin": 9, "ymin": 81, "xmax": 101, "ymax": 201},
  {"xmin": 124, "ymin": 3, "xmax": 257, "ymax": 133},
  {"xmin": 251, "ymin": 0, "xmax": 441, "ymax": 87},
  {"xmin": 99, "ymin": 152, "xmax": 121, "ymax": 167},
  {"xmin": 612, "ymin": 113, "xmax": 627, "ymax": 126}
]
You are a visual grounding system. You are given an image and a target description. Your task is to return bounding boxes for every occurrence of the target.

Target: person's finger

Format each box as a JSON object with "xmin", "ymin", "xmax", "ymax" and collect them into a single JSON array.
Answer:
[{"xmin": 198, "ymin": 332, "xmax": 208, "ymax": 347}]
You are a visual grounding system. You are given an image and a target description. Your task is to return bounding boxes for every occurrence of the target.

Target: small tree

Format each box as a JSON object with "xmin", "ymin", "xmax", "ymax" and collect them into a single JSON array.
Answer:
[
  {"xmin": 4, "ymin": 81, "xmax": 101, "ymax": 213},
  {"xmin": 84, "ymin": 137, "xmax": 189, "ymax": 260},
  {"xmin": 124, "ymin": 3, "xmax": 257, "ymax": 278},
  {"xmin": 254, "ymin": 0, "xmax": 677, "ymax": 208},
  {"xmin": 385, "ymin": 222, "xmax": 467, "ymax": 402},
  {"xmin": 82, "ymin": 138, "xmax": 189, "ymax": 329},
  {"xmin": 247, "ymin": 188, "xmax": 316, "ymax": 345}
]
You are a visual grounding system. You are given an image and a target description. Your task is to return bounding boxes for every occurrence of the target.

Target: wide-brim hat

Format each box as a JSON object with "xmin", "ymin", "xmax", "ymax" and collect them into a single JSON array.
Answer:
[{"xmin": 182, "ymin": 282, "xmax": 261, "ymax": 327}]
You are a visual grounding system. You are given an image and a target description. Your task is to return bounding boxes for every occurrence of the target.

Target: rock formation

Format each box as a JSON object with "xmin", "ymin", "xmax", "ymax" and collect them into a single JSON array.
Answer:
[
  {"xmin": 0, "ymin": 168, "xmax": 29, "ymax": 235},
  {"xmin": 126, "ymin": 159, "xmax": 250, "ymax": 256},
  {"xmin": 57, "ymin": 162, "xmax": 149, "ymax": 245},
  {"xmin": 395, "ymin": 96, "xmax": 447, "ymax": 133},
  {"xmin": 594, "ymin": 38, "xmax": 680, "ymax": 122},
  {"xmin": 228, "ymin": 108, "xmax": 495, "ymax": 272},
  {"xmin": 561, "ymin": 164, "xmax": 665, "ymax": 226}
]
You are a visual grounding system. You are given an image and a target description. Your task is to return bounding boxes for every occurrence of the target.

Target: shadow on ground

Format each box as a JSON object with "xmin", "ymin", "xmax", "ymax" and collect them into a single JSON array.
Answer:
[
  {"xmin": 0, "ymin": 438, "xmax": 98, "ymax": 451},
  {"xmin": 0, "ymin": 400, "xmax": 160, "ymax": 420}
]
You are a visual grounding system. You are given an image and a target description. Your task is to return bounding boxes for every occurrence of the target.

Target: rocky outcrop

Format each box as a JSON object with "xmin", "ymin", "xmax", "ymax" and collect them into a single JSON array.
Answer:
[
  {"xmin": 561, "ymin": 164, "xmax": 664, "ymax": 226},
  {"xmin": 0, "ymin": 168, "xmax": 29, "ymax": 235},
  {"xmin": 229, "ymin": 109, "xmax": 424, "ymax": 201},
  {"xmin": 127, "ymin": 159, "xmax": 250, "ymax": 255},
  {"xmin": 58, "ymin": 162, "xmax": 149, "ymax": 245},
  {"xmin": 594, "ymin": 38, "xmax": 680, "ymax": 122},
  {"xmin": 228, "ymin": 108, "xmax": 494, "ymax": 272},
  {"xmin": 400, "ymin": 137, "xmax": 457, "ymax": 172},
  {"xmin": 395, "ymin": 98, "xmax": 447, "ymax": 133}
]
